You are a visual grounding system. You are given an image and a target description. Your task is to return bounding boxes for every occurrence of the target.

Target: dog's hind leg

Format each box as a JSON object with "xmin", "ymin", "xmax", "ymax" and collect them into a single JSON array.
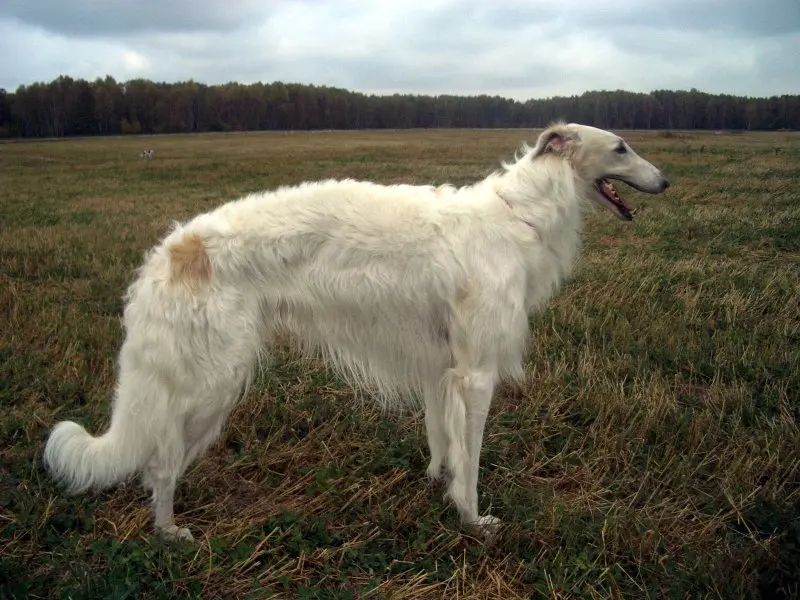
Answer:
[
  {"xmin": 147, "ymin": 388, "xmax": 243, "ymax": 542},
  {"xmin": 180, "ymin": 408, "xmax": 231, "ymax": 476},
  {"xmin": 143, "ymin": 423, "xmax": 193, "ymax": 541}
]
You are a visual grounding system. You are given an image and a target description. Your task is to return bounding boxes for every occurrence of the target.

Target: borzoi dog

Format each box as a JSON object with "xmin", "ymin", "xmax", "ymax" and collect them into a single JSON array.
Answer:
[{"xmin": 44, "ymin": 123, "xmax": 669, "ymax": 542}]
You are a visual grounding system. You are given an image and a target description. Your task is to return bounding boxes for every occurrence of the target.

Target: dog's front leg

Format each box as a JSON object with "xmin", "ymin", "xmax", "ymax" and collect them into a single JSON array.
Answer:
[
  {"xmin": 462, "ymin": 370, "xmax": 501, "ymax": 539},
  {"xmin": 442, "ymin": 368, "xmax": 501, "ymax": 541}
]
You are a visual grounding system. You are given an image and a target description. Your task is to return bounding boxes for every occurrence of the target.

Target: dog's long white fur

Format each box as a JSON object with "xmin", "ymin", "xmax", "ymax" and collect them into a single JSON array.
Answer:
[{"xmin": 44, "ymin": 123, "xmax": 668, "ymax": 540}]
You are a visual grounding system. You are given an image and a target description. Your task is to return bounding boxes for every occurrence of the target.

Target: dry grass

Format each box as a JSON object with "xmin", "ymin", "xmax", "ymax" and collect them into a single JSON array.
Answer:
[{"xmin": 1, "ymin": 129, "xmax": 799, "ymax": 599}]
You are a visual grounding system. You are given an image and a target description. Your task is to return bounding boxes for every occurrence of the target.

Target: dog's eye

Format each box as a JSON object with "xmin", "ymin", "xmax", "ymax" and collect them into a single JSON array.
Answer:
[{"xmin": 615, "ymin": 144, "xmax": 627, "ymax": 154}]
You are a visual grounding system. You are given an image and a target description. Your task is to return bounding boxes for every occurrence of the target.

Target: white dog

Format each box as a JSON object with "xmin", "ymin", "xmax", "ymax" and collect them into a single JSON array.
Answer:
[{"xmin": 44, "ymin": 123, "xmax": 669, "ymax": 542}]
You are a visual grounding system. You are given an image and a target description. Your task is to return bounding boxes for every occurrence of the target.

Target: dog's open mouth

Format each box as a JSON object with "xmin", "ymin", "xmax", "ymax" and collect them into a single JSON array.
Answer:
[{"xmin": 596, "ymin": 179, "xmax": 635, "ymax": 221}]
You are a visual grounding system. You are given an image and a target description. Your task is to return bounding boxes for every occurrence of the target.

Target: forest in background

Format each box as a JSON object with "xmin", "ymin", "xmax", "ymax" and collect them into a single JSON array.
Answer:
[{"xmin": 0, "ymin": 75, "xmax": 798, "ymax": 138}]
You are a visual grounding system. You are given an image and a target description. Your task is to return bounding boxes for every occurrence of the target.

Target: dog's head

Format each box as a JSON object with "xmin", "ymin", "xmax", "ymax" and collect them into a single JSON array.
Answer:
[{"xmin": 530, "ymin": 122, "xmax": 670, "ymax": 220}]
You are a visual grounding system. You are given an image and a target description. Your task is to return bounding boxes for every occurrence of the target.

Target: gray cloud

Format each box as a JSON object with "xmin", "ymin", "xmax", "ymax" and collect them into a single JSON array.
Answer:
[
  {"xmin": 0, "ymin": 0, "xmax": 268, "ymax": 36},
  {"xmin": 411, "ymin": 0, "xmax": 800, "ymax": 40},
  {"xmin": 0, "ymin": 0, "xmax": 798, "ymax": 99},
  {"xmin": 560, "ymin": 0, "xmax": 800, "ymax": 37}
]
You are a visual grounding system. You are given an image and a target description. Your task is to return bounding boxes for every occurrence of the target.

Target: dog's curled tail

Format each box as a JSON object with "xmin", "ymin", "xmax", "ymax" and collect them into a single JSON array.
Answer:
[{"xmin": 44, "ymin": 420, "xmax": 151, "ymax": 494}]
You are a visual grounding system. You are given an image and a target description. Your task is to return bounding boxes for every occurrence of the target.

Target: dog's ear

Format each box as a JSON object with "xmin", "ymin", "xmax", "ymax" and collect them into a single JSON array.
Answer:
[{"xmin": 531, "ymin": 124, "xmax": 575, "ymax": 158}]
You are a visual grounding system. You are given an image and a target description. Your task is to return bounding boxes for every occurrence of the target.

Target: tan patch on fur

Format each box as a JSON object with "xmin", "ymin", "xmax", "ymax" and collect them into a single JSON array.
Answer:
[
  {"xmin": 169, "ymin": 233, "xmax": 211, "ymax": 286},
  {"xmin": 435, "ymin": 184, "xmax": 455, "ymax": 196}
]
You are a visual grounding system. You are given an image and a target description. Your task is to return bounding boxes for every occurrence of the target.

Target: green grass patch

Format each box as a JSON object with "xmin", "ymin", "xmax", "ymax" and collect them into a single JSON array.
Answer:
[{"xmin": 1, "ymin": 129, "xmax": 799, "ymax": 599}]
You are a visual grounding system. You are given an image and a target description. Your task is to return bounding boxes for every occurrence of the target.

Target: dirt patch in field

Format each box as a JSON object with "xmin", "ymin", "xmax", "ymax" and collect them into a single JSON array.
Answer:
[
  {"xmin": 598, "ymin": 234, "xmax": 658, "ymax": 248},
  {"xmin": 71, "ymin": 194, "xmax": 144, "ymax": 212}
]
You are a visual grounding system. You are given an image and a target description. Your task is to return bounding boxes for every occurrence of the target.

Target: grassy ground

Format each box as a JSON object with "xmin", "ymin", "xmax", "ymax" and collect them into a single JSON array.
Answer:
[{"xmin": 1, "ymin": 128, "xmax": 799, "ymax": 599}]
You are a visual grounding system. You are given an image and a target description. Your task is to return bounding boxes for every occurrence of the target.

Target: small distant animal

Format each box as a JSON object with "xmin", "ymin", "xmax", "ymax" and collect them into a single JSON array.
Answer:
[
  {"xmin": 139, "ymin": 149, "xmax": 155, "ymax": 158},
  {"xmin": 44, "ymin": 123, "xmax": 670, "ymax": 543}
]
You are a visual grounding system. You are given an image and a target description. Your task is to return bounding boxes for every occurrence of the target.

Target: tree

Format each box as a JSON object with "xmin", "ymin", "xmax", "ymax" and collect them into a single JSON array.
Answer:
[
  {"xmin": 0, "ymin": 88, "xmax": 10, "ymax": 136},
  {"xmin": 2, "ymin": 75, "xmax": 798, "ymax": 138}
]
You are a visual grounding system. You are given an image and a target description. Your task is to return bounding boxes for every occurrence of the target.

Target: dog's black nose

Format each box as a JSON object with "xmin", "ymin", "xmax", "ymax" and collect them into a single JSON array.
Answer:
[{"xmin": 662, "ymin": 178, "xmax": 670, "ymax": 190}]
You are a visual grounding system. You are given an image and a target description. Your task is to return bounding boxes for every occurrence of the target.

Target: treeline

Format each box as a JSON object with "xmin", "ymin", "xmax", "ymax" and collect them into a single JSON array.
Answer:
[{"xmin": 0, "ymin": 75, "xmax": 798, "ymax": 138}]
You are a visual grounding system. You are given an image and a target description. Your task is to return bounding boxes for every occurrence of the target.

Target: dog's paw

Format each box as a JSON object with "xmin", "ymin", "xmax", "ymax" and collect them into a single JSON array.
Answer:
[
  {"xmin": 157, "ymin": 524, "xmax": 195, "ymax": 542},
  {"xmin": 469, "ymin": 514, "xmax": 502, "ymax": 542}
]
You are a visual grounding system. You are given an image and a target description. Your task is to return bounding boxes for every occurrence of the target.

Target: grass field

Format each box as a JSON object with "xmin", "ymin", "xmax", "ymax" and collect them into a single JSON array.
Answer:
[{"xmin": 1, "ymin": 128, "xmax": 799, "ymax": 599}]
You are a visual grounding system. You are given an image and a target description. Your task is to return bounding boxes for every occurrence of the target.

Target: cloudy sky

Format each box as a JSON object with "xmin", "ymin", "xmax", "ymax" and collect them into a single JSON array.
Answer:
[{"xmin": 1, "ymin": 0, "xmax": 798, "ymax": 100}]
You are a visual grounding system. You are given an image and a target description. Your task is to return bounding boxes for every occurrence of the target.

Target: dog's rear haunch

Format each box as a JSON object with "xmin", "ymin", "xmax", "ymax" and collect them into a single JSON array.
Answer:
[{"xmin": 44, "ymin": 123, "xmax": 669, "ymax": 542}]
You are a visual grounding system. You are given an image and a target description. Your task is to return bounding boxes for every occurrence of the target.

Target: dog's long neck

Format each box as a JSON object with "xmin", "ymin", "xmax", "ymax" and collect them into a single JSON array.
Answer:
[
  {"xmin": 493, "ymin": 153, "xmax": 586, "ymax": 306},
  {"xmin": 496, "ymin": 154, "xmax": 585, "ymax": 243}
]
